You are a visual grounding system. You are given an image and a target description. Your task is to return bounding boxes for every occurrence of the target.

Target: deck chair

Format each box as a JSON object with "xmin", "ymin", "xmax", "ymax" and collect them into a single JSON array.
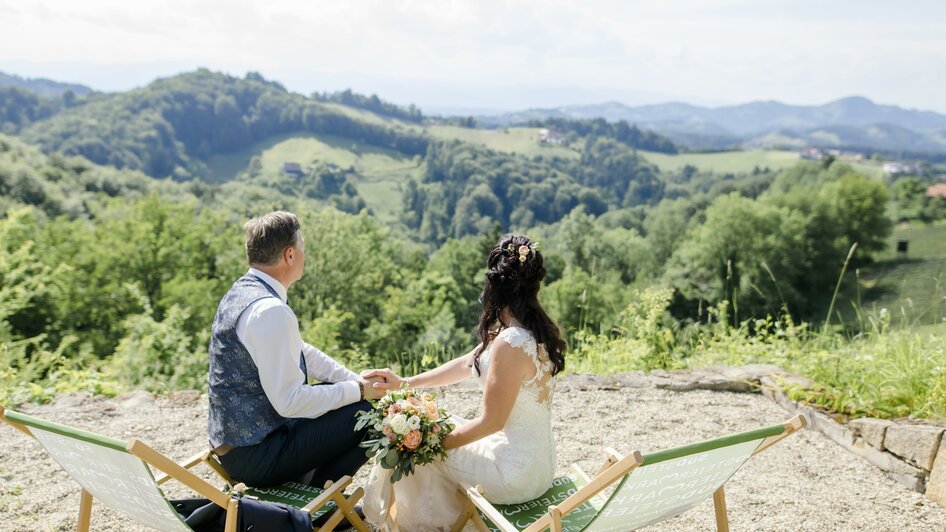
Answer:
[
  {"xmin": 453, "ymin": 415, "xmax": 806, "ymax": 532},
  {"xmin": 0, "ymin": 405, "xmax": 368, "ymax": 532}
]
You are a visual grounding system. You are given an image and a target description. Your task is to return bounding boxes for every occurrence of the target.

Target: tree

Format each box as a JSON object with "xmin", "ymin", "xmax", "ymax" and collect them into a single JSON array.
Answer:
[{"xmin": 665, "ymin": 193, "xmax": 807, "ymax": 320}]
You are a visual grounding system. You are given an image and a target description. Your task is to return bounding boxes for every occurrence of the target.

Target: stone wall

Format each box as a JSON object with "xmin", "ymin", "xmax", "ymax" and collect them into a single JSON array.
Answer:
[{"xmin": 758, "ymin": 375, "xmax": 946, "ymax": 508}]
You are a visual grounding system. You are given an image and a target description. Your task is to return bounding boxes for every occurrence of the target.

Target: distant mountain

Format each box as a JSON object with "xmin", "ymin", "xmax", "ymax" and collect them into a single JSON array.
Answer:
[
  {"xmin": 0, "ymin": 71, "xmax": 93, "ymax": 99},
  {"xmin": 481, "ymin": 97, "xmax": 946, "ymax": 154},
  {"xmin": 744, "ymin": 123, "xmax": 946, "ymax": 154}
]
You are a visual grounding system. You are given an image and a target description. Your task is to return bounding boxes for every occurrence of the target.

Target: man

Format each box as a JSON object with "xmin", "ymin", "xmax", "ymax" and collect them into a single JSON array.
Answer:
[{"xmin": 208, "ymin": 211, "xmax": 389, "ymax": 492}]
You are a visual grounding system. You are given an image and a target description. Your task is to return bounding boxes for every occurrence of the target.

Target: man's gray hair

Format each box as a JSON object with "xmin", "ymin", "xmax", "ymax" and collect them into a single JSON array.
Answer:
[{"xmin": 244, "ymin": 211, "xmax": 301, "ymax": 265}]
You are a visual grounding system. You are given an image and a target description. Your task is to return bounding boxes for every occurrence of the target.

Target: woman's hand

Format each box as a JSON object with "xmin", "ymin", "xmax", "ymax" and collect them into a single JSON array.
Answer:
[{"xmin": 360, "ymin": 368, "xmax": 404, "ymax": 389}]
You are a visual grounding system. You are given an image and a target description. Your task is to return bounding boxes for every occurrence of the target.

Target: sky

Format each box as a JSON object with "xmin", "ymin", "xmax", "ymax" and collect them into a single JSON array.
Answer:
[{"xmin": 1, "ymin": 0, "xmax": 945, "ymax": 113}]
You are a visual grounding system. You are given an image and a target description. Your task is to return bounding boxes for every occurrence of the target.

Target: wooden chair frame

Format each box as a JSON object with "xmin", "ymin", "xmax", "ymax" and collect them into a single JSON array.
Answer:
[
  {"xmin": 0, "ymin": 404, "xmax": 368, "ymax": 532},
  {"xmin": 453, "ymin": 415, "xmax": 807, "ymax": 532}
]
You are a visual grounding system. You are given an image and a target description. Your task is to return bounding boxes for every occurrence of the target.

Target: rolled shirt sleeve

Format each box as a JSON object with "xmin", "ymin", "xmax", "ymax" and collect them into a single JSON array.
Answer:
[
  {"xmin": 240, "ymin": 300, "xmax": 361, "ymax": 419},
  {"xmin": 303, "ymin": 342, "xmax": 359, "ymax": 383}
]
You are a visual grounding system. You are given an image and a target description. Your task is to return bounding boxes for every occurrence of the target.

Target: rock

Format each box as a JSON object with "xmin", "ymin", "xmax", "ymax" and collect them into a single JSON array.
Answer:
[
  {"xmin": 927, "ymin": 439, "xmax": 946, "ymax": 508},
  {"xmin": 804, "ymin": 406, "xmax": 854, "ymax": 448},
  {"xmin": 849, "ymin": 418, "xmax": 895, "ymax": 450},
  {"xmin": 566, "ymin": 374, "xmax": 621, "ymax": 390},
  {"xmin": 886, "ymin": 471, "xmax": 927, "ymax": 493},
  {"xmin": 654, "ymin": 367, "xmax": 751, "ymax": 392},
  {"xmin": 49, "ymin": 392, "xmax": 92, "ymax": 410},
  {"xmin": 884, "ymin": 424, "xmax": 944, "ymax": 470},
  {"xmin": 611, "ymin": 373, "xmax": 655, "ymax": 389},
  {"xmin": 167, "ymin": 390, "xmax": 201, "ymax": 406},
  {"xmin": 851, "ymin": 438, "xmax": 927, "ymax": 478},
  {"xmin": 115, "ymin": 390, "xmax": 155, "ymax": 409},
  {"xmin": 725, "ymin": 364, "xmax": 791, "ymax": 383},
  {"xmin": 760, "ymin": 376, "xmax": 798, "ymax": 412}
]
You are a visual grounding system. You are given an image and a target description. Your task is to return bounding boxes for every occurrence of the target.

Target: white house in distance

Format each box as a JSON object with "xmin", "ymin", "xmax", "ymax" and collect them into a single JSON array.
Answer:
[
  {"xmin": 538, "ymin": 128, "xmax": 568, "ymax": 145},
  {"xmin": 883, "ymin": 161, "xmax": 923, "ymax": 176}
]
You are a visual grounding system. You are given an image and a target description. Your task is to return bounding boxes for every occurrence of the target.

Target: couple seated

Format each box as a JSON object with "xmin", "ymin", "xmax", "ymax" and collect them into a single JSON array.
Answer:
[
  {"xmin": 209, "ymin": 211, "xmax": 563, "ymax": 530},
  {"xmin": 1, "ymin": 209, "xmax": 807, "ymax": 531}
]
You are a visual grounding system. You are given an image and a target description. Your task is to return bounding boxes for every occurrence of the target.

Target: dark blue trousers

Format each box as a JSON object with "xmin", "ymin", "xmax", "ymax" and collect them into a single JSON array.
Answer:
[{"xmin": 219, "ymin": 400, "xmax": 372, "ymax": 488}]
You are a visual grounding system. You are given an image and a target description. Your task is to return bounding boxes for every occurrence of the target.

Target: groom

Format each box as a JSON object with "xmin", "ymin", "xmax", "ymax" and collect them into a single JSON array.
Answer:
[{"xmin": 208, "ymin": 211, "xmax": 391, "ymax": 490}]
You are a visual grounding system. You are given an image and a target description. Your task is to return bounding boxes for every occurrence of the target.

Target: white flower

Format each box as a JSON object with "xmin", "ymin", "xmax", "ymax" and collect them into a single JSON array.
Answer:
[
  {"xmin": 389, "ymin": 414, "xmax": 409, "ymax": 435},
  {"xmin": 427, "ymin": 433, "xmax": 440, "ymax": 446},
  {"xmin": 407, "ymin": 415, "xmax": 421, "ymax": 430}
]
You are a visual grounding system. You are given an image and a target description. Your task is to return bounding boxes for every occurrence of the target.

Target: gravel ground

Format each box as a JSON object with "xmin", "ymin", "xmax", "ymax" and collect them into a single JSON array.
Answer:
[{"xmin": 1, "ymin": 377, "xmax": 944, "ymax": 531}]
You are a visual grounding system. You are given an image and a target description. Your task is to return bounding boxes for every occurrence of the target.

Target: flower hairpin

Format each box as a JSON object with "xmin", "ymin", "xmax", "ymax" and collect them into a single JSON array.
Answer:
[
  {"xmin": 517, "ymin": 245, "xmax": 530, "ymax": 263},
  {"xmin": 506, "ymin": 242, "xmax": 538, "ymax": 263}
]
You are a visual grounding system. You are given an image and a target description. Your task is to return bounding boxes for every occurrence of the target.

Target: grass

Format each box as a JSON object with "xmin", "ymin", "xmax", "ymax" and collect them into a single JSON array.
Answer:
[
  {"xmin": 319, "ymin": 103, "xmax": 424, "ymax": 132},
  {"xmin": 427, "ymin": 126, "xmax": 580, "ymax": 159},
  {"xmin": 854, "ymin": 221, "xmax": 946, "ymax": 325},
  {"xmin": 637, "ymin": 148, "xmax": 886, "ymax": 179},
  {"xmin": 205, "ymin": 133, "xmax": 424, "ymax": 223},
  {"xmin": 638, "ymin": 149, "xmax": 801, "ymax": 174},
  {"xmin": 203, "ymin": 132, "xmax": 303, "ymax": 181},
  {"xmin": 569, "ymin": 289, "xmax": 946, "ymax": 422}
]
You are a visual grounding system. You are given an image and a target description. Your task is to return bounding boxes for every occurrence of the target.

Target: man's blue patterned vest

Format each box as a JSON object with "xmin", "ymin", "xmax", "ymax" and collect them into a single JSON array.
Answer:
[{"xmin": 208, "ymin": 273, "xmax": 303, "ymax": 447}]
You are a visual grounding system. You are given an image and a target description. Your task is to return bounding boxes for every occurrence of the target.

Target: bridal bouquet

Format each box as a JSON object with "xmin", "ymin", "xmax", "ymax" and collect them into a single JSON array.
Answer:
[{"xmin": 355, "ymin": 386, "xmax": 455, "ymax": 482}]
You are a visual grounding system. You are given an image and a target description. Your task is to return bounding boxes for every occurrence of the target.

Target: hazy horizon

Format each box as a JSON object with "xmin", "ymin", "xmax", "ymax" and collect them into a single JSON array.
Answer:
[{"xmin": 2, "ymin": 0, "xmax": 945, "ymax": 113}]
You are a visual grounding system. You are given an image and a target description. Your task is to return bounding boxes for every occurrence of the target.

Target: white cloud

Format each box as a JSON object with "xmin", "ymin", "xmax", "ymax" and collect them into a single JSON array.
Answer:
[{"xmin": 0, "ymin": 0, "xmax": 944, "ymax": 112}]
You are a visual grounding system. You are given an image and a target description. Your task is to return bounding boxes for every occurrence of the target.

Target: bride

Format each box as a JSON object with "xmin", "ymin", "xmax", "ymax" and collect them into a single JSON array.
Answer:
[{"xmin": 362, "ymin": 233, "xmax": 567, "ymax": 531}]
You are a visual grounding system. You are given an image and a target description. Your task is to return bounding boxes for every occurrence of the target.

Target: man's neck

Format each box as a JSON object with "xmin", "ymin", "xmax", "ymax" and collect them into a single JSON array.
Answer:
[{"xmin": 250, "ymin": 265, "xmax": 293, "ymax": 292}]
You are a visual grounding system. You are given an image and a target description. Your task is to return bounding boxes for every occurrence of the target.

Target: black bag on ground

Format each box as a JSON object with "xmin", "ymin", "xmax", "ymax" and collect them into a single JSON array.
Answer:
[{"xmin": 172, "ymin": 496, "xmax": 315, "ymax": 532}]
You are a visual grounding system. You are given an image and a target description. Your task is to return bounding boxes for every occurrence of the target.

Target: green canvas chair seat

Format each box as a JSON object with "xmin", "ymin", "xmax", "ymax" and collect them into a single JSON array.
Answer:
[
  {"xmin": 240, "ymin": 480, "xmax": 337, "ymax": 521},
  {"xmin": 457, "ymin": 415, "xmax": 806, "ymax": 532},
  {"xmin": 0, "ymin": 405, "xmax": 367, "ymax": 532},
  {"xmin": 477, "ymin": 474, "xmax": 605, "ymax": 531}
]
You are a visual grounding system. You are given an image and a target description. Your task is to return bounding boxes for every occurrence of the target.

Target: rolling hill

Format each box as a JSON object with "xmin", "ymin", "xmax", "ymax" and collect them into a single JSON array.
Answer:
[
  {"xmin": 0, "ymin": 71, "xmax": 94, "ymax": 98},
  {"xmin": 16, "ymin": 69, "xmax": 429, "ymax": 180}
]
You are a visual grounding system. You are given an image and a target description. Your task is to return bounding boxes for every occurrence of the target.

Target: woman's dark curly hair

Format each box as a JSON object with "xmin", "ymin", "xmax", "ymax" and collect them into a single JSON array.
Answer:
[{"xmin": 472, "ymin": 233, "xmax": 566, "ymax": 376}]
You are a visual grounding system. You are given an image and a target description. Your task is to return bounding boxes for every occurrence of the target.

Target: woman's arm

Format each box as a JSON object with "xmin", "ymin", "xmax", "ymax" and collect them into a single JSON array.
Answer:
[
  {"xmin": 363, "ymin": 344, "xmax": 482, "ymax": 390},
  {"xmin": 406, "ymin": 346, "xmax": 478, "ymax": 388},
  {"xmin": 442, "ymin": 341, "xmax": 530, "ymax": 450}
]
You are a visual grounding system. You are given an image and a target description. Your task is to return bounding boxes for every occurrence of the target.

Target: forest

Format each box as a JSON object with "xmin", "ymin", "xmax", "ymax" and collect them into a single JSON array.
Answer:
[{"xmin": 0, "ymin": 70, "xmax": 944, "ymax": 421}]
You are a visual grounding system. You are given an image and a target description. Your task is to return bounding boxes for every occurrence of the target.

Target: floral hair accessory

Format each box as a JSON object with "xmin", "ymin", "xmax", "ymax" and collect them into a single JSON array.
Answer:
[
  {"xmin": 518, "ymin": 245, "xmax": 530, "ymax": 263},
  {"xmin": 506, "ymin": 243, "xmax": 515, "ymax": 253}
]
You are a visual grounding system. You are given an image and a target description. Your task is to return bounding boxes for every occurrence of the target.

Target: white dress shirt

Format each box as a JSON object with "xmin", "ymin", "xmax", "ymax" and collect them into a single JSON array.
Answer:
[{"xmin": 236, "ymin": 268, "xmax": 361, "ymax": 419}]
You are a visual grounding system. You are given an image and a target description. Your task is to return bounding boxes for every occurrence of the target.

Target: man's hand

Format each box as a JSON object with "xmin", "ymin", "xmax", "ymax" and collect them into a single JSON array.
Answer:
[
  {"xmin": 360, "ymin": 368, "xmax": 404, "ymax": 389},
  {"xmin": 358, "ymin": 376, "xmax": 390, "ymax": 400}
]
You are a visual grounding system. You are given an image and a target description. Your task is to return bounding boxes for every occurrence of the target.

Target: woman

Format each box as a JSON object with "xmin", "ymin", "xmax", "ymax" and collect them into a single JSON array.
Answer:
[{"xmin": 362, "ymin": 233, "xmax": 567, "ymax": 531}]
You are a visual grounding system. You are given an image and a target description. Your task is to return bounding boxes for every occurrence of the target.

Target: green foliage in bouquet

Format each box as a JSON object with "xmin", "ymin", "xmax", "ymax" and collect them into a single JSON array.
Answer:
[{"xmin": 355, "ymin": 387, "xmax": 455, "ymax": 482}]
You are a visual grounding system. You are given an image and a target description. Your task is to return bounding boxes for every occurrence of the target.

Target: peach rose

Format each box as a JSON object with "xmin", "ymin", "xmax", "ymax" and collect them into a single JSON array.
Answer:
[
  {"xmin": 425, "ymin": 401, "xmax": 439, "ymax": 419},
  {"xmin": 433, "ymin": 424, "xmax": 441, "ymax": 433},
  {"xmin": 403, "ymin": 429, "xmax": 423, "ymax": 450},
  {"xmin": 388, "ymin": 404, "xmax": 402, "ymax": 416}
]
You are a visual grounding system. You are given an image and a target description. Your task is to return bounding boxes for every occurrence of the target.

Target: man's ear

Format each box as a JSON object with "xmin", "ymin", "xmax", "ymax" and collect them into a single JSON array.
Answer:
[{"xmin": 284, "ymin": 246, "xmax": 294, "ymax": 264}]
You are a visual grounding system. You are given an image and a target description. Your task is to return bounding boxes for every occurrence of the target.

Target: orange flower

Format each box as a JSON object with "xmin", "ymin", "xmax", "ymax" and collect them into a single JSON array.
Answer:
[{"xmin": 403, "ymin": 430, "xmax": 423, "ymax": 450}]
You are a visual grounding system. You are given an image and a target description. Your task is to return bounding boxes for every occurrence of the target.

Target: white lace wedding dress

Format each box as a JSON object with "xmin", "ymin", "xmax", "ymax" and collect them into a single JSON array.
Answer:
[{"xmin": 363, "ymin": 327, "xmax": 558, "ymax": 531}]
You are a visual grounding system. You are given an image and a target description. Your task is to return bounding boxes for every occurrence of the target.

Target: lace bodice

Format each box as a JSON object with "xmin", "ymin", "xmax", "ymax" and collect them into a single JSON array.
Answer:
[{"xmin": 473, "ymin": 326, "xmax": 557, "ymax": 408}]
